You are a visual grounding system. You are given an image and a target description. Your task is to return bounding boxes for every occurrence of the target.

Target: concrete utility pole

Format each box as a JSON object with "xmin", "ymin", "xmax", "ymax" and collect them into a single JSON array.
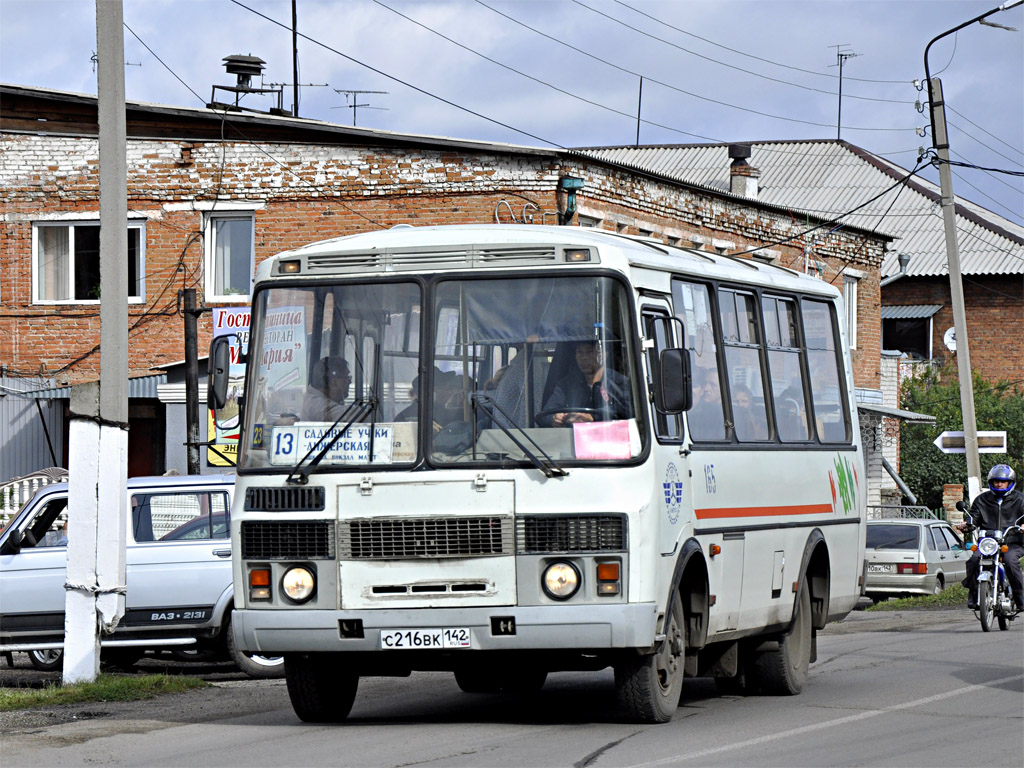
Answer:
[
  {"xmin": 923, "ymin": 0, "xmax": 1022, "ymax": 501},
  {"xmin": 63, "ymin": 0, "xmax": 129, "ymax": 683}
]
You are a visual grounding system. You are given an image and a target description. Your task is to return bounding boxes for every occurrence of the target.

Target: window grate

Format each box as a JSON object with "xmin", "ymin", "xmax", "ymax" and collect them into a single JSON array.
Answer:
[
  {"xmin": 516, "ymin": 515, "xmax": 627, "ymax": 554},
  {"xmin": 241, "ymin": 520, "xmax": 334, "ymax": 560},
  {"xmin": 339, "ymin": 517, "xmax": 512, "ymax": 559}
]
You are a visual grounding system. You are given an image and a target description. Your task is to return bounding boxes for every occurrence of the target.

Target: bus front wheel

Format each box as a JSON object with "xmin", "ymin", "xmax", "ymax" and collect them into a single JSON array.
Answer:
[
  {"xmin": 615, "ymin": 590, "xmax": 685, "ymax": 723},
  {"xmin": 284, "ymin": 653, "xmax": 358, "ymax": 723}
]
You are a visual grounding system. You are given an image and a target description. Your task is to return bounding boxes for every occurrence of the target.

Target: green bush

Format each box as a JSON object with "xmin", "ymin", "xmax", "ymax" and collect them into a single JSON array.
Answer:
[{"xmin": 899, "ymin": 364, "xmax": 1023, "ymax": 509}]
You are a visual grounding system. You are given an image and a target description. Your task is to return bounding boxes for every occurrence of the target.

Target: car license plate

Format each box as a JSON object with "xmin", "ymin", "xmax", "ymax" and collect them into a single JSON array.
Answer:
[
  {"xmin": 380, "ymin": 628, "xmax": 472, "ymax": 650},
  {"xmin": 868, "ymin": 564, "xmax": 894, "ymax": 573}
]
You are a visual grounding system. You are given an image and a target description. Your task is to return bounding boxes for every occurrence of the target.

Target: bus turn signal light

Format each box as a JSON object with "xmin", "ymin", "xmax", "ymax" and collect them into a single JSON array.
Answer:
[
  {"xmin": 250, "ymin": 568, "xmax": 271, "ymax": 601},
  {"xmin": 596, "ymin": 562, "xmax": 620, "ymax": 596}
]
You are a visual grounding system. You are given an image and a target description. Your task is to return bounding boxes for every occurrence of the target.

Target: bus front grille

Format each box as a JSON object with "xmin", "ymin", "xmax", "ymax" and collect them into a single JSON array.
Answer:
[
  {"xmin": 241, "ymin": 521, "xmax": 335, "ymax": 559},
  {"xmin": 244, "ymin": 486, "xmax": 325, "ymax": 512},
  {"xmin": 339, "ymin": 517, "xmax": 512, "ymax": 559},
  {"xmin": 516, "ymin": 515, "xmax": 627, "ymax": 554}
]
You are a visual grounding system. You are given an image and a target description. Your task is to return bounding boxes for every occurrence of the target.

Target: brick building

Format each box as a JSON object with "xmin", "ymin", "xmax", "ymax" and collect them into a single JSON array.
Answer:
[{"xmin": 1, "ymin": 85, "xmax": 890, "ymax": 480}]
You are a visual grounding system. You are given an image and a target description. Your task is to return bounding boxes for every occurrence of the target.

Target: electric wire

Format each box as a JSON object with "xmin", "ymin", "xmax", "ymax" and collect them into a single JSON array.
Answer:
[
  {"xmin": 572, "ymin": 0, "xmax": 912, "ymax": 104},
  {"xmin": 229, "ymin": 0, "xmax": 564, "ymax": 148},
  {"xmin": 947, "ymin": 105, "xmax": 1024, "ymax": 159},
  {"xmin": 612, "ymin": 0, "xmax": 910, "ymax": 86}
]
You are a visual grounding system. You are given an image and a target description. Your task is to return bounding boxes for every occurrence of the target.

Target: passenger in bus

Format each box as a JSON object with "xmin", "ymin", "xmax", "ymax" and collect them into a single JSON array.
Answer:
[
  {"xmin": 731, "ymin": 382, "xmax": 767, "ymax": 441},
  {"xmin": 396, "ymin": 369, "xmax": 462, "ymax": 432},
  {"xmin": 301, "ymin": 356, "xmax": 352, "ymax": 421},
  {"xmin": 538, "ymin": 340, "xmax": 631, "ymax": 427},
  {"xmin": 688, "ymin": 367, "xmax": 726, "ymax": 440}
]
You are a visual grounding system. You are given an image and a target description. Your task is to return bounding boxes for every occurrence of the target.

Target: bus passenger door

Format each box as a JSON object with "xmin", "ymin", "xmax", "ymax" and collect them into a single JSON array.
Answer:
[{"xmin": 642, "ymin": 306, "xmax": 690, "ymax": 556}]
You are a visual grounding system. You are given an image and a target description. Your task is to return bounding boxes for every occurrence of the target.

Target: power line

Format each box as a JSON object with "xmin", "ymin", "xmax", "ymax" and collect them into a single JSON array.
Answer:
[
  {"xmin": 612, "ymin": 0, "xmax": 909, "ymax": 86},
  {"xmin": 572, "ymin": 0, "xmax": 913, "ymax": 103},
  {"xmin": 228, "ymin": 0, "xmax": 564, "ymax": 148},
  {"xmin": 947, "ymin": 104, "xmax": 1024, "ymax": 159}
]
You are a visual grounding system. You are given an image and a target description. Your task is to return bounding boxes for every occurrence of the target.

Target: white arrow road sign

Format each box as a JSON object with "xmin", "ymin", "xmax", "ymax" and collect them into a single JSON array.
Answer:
[{"xmin": 933, "ymin": 430, "xmax": 1008, "ymax": 454}]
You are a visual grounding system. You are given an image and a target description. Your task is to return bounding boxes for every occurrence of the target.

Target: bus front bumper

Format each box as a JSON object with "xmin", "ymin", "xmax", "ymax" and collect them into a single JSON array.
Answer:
[{"xmin": 233, "ymin": 603, "xmax": 660, "ymax": 654}]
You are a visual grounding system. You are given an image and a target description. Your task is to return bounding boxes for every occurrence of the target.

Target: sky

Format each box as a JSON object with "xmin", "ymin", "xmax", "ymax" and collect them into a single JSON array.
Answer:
[{"xmin": 2, "ymin": 0, "xmax": 1022, "ymax": 226}]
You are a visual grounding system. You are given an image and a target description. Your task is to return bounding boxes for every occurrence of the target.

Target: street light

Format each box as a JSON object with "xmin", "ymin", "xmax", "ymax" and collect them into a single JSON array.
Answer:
[{"xmin": 922, "ymin": 0, "xmax": 1022, "ymax": 503}]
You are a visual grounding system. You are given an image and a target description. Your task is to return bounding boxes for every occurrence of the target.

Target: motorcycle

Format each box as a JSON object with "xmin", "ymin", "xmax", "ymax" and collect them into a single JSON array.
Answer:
[{"xmin": 956, "ymin": 501, "xmax": 1023, "ymax": 632}]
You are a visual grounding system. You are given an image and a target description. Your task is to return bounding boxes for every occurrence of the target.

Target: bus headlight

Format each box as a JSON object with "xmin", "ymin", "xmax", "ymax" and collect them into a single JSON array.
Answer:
[
  {"xmin": 542, "ymin": 561, "xmax": 581, "ymax": 600},
  {"xmin": 282, "ymin": 566, "xmax": 316, "ymax": 603}
]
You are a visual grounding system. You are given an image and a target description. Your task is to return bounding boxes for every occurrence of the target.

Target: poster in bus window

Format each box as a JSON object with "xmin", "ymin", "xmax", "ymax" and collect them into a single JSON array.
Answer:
[
  {"xmin": 208, "ymin": 308, "xmax": 250, "ymax": 467},
  {"xmin": 250, "ymin": 305, "xmax": 308, "ymax": 449}
]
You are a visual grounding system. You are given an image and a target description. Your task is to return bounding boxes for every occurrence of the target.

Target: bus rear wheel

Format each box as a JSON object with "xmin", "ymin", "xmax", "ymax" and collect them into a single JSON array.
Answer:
[
  {"xmin": 751, "ymin": 586, "xmax": 811, "ymax": 695},
  {"xmin": 615, "ymin": 590, "xmax": 685, "ymax": 723},
  {"xmin": 284, "ymin": 653, "xmax": 358, "ymax": 723}
]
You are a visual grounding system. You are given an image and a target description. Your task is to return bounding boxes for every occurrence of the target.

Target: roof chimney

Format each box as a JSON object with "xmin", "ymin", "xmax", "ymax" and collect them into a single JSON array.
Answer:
[{"xmin": 728, "ymin": 143, "xmax": 760, "ymax": 199}]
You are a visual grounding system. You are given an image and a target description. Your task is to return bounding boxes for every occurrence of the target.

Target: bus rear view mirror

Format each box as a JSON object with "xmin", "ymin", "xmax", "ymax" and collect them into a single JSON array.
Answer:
[
  {"xmin": 208, "ymin": 336, "xmax": 231, "ymax": 410},
  {"xmin": 659, "ymin": 348, "xmax": 691, "ymax": 413}
]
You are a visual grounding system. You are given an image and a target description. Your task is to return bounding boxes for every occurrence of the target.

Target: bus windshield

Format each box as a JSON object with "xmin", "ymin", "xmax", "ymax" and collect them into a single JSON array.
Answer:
[
  {"xmin": 429, "ymin": 275, "xmax": 644, "ymax": 466},
  {"xmin": 239, "ymin": 274, "xmax": 644, "ymax": 472}
]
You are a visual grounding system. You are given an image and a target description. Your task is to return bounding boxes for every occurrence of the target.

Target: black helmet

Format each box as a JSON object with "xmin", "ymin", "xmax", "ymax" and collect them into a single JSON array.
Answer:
[{"xmin": 987, "ymin": 464, "xmax": 1016, "ymax": 497}]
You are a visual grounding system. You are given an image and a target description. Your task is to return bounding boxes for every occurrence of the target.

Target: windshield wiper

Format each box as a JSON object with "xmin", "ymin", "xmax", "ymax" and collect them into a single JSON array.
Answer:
[
  {"xmin": 285, "ymin": 400, "xmax": 374, "ymax": 485},
  {"xmin": 470, "ymin": 392, "xmax": 567, "ymax": 478}
]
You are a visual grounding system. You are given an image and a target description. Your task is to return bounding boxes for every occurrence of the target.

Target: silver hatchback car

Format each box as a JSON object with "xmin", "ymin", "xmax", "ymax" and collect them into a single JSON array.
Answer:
[{"xmin": 864, "ymin": 519, "xmax": 969, "ymax": 602}]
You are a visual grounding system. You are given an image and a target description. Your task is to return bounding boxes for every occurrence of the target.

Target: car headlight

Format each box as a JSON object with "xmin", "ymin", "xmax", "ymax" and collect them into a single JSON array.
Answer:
[
  {"xmin": 978, "ymin": 537, "xmax": 999, "ymax": 557},
  {"xmin": 542, "ymin": 561, "xmax": 581, "ymax": 600},
  {"xmin": 281, "ymin": 566, "xmax": 316, "ymax": 603}
]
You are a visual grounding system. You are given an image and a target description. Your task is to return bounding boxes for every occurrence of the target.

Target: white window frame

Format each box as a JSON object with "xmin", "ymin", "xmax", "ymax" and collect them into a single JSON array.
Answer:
[
  {"xmin": 205, "ymin": 212, "xmax": 255, "ymax": 302},
  {"xmin": 32, "ymin": 220, "xmax": 146, "ymax": 305},
  {"xmin": 842, "ymin": 275, "xmax": 859, "ymax": 350}
]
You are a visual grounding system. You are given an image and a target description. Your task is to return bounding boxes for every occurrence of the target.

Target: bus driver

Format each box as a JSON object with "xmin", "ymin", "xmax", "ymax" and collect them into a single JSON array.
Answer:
[{"xmin": 539, "ymin": 340, "xmax": 631, "ymax": 427}]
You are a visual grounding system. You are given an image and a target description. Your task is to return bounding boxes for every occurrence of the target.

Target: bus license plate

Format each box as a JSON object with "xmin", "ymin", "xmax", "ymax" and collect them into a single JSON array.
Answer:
[
  {"xmin": 380, "ymin": 628, "xmax": 472, "ymax": 650},
  {"xmin": 868, "ymin": 564, "xmax": 894, "ymax": 573}
]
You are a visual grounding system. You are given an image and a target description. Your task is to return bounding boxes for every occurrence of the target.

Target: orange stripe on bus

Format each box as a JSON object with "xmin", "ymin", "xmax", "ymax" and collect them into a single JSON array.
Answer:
[{"xmin": 695, "ymin": 504, "xmax": 833, "ymax": 519}]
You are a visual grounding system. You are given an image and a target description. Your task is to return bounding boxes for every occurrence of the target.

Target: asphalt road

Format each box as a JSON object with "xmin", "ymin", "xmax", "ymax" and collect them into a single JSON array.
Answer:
[{"xmin": 2, "ymin": 608, "xmax": 1022, "ymax": 768}]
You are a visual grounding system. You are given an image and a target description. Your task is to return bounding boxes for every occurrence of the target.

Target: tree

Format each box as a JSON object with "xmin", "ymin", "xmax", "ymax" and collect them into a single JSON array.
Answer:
[{"xmin": 899, "ymin": 364, "xmax": 1023, "ymax": 510}]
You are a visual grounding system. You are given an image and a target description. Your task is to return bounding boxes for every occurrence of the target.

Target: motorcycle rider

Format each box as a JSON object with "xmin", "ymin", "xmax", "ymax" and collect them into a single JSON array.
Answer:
[{"xmin": 960, "ymin": 465, "xmax": 1024, "ymax": 611}]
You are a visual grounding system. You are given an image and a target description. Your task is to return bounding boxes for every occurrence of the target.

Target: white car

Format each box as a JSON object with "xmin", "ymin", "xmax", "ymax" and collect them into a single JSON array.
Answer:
[
  {"xmin": 864, "ymin": 518, "xmax": 970, "ymax": 602},
  {"xmin": 0, "ymin": 474, "xmax": 281, "ymax": 677}
]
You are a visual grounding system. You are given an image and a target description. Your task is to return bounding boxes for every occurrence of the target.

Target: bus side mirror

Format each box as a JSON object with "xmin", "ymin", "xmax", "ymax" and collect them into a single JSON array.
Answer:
[
  {"xmin": 955, "ymin": 501, "xmax": 966, "ymax": 513},
  {"xmin": 2, "ymin": 528, "xmax": 23, "ymax": 555},
  {"xmin": 658, "ymin": 348, "xmax": 691, "ymax": 414},
  {"xmin": 208, "ymin": 336, "xmax": 231, "ymax": 410}
]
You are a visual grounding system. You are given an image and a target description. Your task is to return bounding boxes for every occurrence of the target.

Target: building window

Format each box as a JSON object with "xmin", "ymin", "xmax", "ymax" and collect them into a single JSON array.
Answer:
[
  {"xmin": 882, "ymin": 318, "xmax": 932, "ymax": 359},
  {"xmin": 33, "ymin": 222, "xmax": 144, "ymax": 303},
  {"xmin": 578, "ymin": 215, "xmax": 601, "ymax": 229},
  {"xmin": 206, "ymin": 213, "xmax": 254, "ymax": 301},
  {"xmin": 842, "ymin": 276, "xmax": 858, "ymax": 349}
]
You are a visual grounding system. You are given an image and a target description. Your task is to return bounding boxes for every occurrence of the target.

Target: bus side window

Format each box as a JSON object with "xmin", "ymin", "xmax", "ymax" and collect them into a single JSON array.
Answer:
[
  {"xmin": 643, "ymin": 312, "xmax": 682, "ymax": 441},
  {"xmin": 763, "ymin": 295, "xmax": 810, "ymax": 442},
  {"xmin": 801, "ymin": 299, "xmax": 851, "ymax": 443},
  {"xmin": 673, "ymin": 280, "xmax": 727, "ymax": 442}
]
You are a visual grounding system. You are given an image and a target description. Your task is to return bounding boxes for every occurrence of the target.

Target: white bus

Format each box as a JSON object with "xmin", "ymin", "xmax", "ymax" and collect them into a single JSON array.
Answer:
[{"xmin": 210, "ymin": 224, "xmax": 866, "ymax": 724}]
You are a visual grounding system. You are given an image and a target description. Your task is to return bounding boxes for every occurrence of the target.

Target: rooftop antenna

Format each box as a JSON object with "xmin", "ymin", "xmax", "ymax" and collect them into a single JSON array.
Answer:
[
  {"xmin": 830, "ymin": 44, "xmax": 860, "ymax": 141},
  {"xmin": 333, "ymin": 89, "xmax": 389, "ymax": 126}
]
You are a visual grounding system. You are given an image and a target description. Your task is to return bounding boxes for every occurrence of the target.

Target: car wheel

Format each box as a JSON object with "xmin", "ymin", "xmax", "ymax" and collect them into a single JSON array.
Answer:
[
  {"xmin": 27, "ymin": 648, "xmax": 63, "ymax": 671},
  {"xmin": 225, "ymin": 613, "xmax": 284, "ymax": 678},
  {"xmin": 932, "ymin": 575, "xmax": 944, "ymax": 595}
]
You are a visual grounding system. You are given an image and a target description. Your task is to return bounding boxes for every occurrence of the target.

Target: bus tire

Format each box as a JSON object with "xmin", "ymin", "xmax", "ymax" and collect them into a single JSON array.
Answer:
[
  {"xmin": 752, "ymin": 586, "xmax": 811, "ymax": 695},
  {"xmin": 454, "ymin": 666, "xmax": 500, "ymax": 693},
  {"xmin": 284, "ymin": 653, "xmax": 358, "ymax": 723},
  {"xmin": 615, "ymin": 589, "xmax": 685, "ymax": 723}
]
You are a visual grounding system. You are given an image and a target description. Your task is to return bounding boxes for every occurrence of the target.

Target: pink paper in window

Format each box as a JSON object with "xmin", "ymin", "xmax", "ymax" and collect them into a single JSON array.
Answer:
[{"xmin": 573, "ymin": 419, "xmax": 633, "ymax": 460}]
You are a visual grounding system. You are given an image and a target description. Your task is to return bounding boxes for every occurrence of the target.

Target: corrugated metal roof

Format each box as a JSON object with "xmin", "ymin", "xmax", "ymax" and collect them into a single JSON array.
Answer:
[
  {"xmin": 17, "ymin": 373, "xmax": 167, "ymax": 399},
  {"xmin": 576, "ymin": 140, "xmax": 1023, "ymax": 277},
  {"xmin": 880, "ymin": 304, "xmax": 943, "ymax": 320}
]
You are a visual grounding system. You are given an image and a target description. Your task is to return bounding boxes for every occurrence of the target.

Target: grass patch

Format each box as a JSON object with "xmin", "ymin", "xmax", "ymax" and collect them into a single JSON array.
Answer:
[
  {"xmin": 866, "ymin": 583, "xmax": 970, "ymax": 611},
  {"xmin": 0, "ymin": 673, "xmax": 208, "ymax": 711}
]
